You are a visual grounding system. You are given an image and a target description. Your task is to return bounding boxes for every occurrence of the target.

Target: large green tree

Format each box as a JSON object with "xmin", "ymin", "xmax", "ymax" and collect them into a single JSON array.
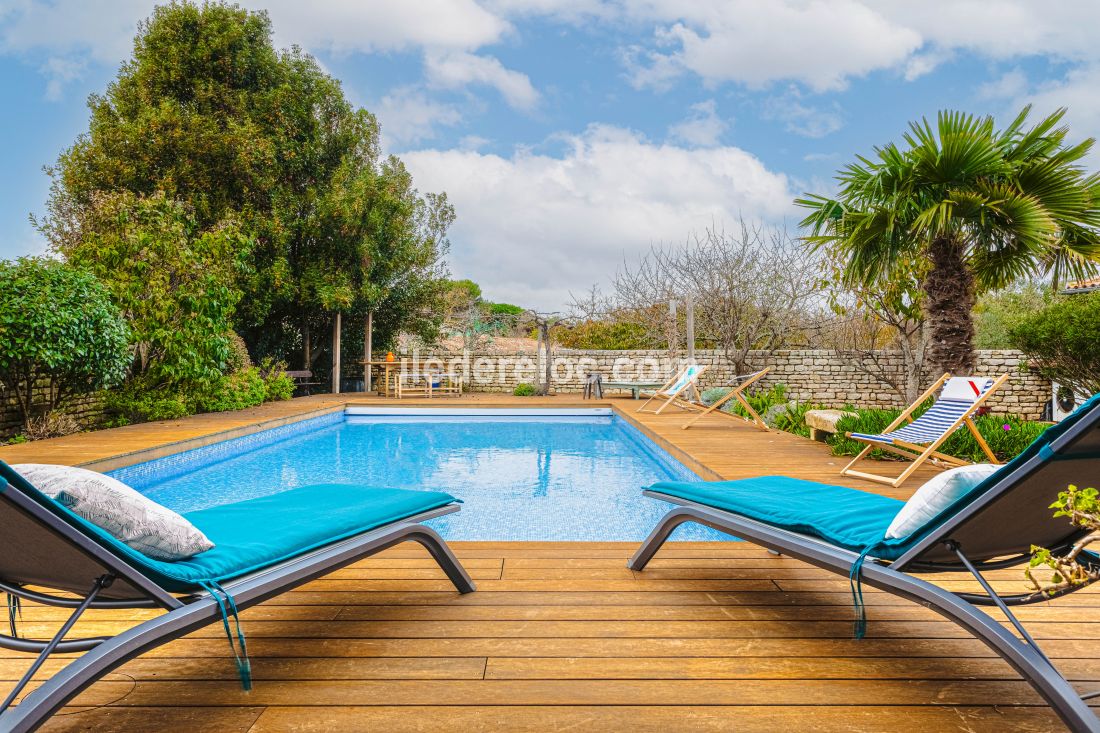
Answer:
[
  {"xmin": 60, "ymin": 192, "xmax": 253, "ymax": 389},
  {"xmin": 39, "ymin": 1, "xmax": 450, "ymax": 374},
  {"xmin": 798, "ymin": 107, "xmax": 1100, "ymax": 373}
]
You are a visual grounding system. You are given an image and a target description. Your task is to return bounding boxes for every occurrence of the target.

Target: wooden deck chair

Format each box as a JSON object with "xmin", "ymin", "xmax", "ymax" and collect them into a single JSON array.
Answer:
[
  {"xmin": 629, "ymin": 393, "xmax": 1100, "ymax": 732},
  {"xmin": 681, "ymin": 368, "xmax": 771, "ymax": 431},
  {"xmin": 841, "ymin": 372, "xmax": 1010, "ymax": 488},
  {"xmin": 636, "ymin": 364, "xmax": 709, "ymax": 415}
]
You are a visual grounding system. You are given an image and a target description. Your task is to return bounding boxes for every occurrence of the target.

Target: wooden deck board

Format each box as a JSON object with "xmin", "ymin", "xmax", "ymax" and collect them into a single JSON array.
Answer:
[{"xmin": 0, "ymin": 393, "xmax": 1092, "ymax": 731}]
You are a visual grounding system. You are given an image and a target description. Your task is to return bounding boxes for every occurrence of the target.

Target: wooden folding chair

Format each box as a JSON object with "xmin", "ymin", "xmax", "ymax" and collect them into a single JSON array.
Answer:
[
  {"xmin": 636, "ymin": 364, "xmax": 709, "ymax": 415},
  {"xmin": 681, "ymin": 368, "xmax": 771, "ymax": 430},
  {"xmin": 841, "ymin": 372, "xmax": 1011, "ymax": 488}
]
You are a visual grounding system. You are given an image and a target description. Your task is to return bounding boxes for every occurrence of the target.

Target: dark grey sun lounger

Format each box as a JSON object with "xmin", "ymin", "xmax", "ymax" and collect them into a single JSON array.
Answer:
[
  {"xmin": 630, "ymin": 395, "xmax": 1100, "ymax": 732},
  {"xmin": 0, "ymin": 464, "xmax": 475, "ymax": 733}
]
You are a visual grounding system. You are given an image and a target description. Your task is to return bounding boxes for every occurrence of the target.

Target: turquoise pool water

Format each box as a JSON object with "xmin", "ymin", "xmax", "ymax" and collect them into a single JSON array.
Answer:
[{"xmin": 110, "ymin": 409, "xmax": 726, "ymax": 541}]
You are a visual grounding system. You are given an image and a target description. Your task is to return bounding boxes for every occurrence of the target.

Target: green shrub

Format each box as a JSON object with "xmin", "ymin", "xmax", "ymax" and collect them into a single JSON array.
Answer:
[
  {"xmin": 106, "ymin": 385, "xmax": 192, "ymax": 424},
  {"xmin": 0, "ymin": 258, "xmax": 130, "ymax": 427},
  {"xmin": 225, "ymin": 331, "xmax": 253, "ymax": 373},
  {"xmin": 259, "ymin": 358, "xmax": 295, "ymax": 402},
  {"xmin": 554, "ymin": 320, "xmax": 657, "ymax": 350},
  {"xmin": 192, "ymin": 367, "xmax": 266, "ymax": 413},
  {"xmin": 1010, "ymin": 292, "xmax": 1100, "ymax": 399},
  {"xmin": 513, "ymin": 383, "xmax": 538, "ymax": 396},
  {"xmin": 829, "ymin": 406, "xmax": 1050, "ymax": 462},
  {"xmin": 769, "ymin": 401, "xmax": 818, "ymax": 438}
]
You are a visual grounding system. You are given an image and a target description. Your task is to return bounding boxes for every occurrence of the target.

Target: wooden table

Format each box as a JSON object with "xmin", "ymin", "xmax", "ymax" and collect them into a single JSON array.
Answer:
[{"xmin": 359, "ymin": 360, "xmax": 407, "ymax": 396}]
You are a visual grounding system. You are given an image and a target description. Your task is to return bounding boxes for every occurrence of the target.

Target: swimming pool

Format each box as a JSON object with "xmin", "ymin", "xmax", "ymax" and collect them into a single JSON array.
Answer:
[{"xmin": 109, "ymin": 408, "xmax": 726, "ymax": 541}]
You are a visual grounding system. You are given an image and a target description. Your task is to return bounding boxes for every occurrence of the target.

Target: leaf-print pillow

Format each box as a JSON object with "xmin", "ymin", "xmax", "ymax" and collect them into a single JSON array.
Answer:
[{"xmin": 13, "ymin": 464, "xmax": 214, "ymax": 561}]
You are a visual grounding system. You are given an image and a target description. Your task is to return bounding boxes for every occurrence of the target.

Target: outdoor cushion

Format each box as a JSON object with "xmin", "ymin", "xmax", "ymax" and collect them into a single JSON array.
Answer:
[
  {"xmin": 647, "ymin": 475, "xmax": 904, "ymax": 553},
  {"xmin": 885, "ymin": 463, "xmax": 1001, "ymax": 540},
  {"xmin": 4, "ymin": 473, "xmax": 458, "ymax": 593},
  {"xmin": 11, "ymin": 463, "xmax": 213, "ymax": 561}
]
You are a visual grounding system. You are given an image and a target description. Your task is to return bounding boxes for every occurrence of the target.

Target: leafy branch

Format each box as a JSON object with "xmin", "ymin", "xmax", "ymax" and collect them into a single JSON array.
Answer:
[{"xmin": 1026, "ymin": 485, "xmax": 1100, "ymax": 597}]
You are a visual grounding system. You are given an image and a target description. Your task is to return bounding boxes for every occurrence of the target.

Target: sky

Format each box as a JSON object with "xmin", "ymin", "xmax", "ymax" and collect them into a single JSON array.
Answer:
[{"xmin": 1, "ymin": 1, "xmax": 1099, "ymax": 310}]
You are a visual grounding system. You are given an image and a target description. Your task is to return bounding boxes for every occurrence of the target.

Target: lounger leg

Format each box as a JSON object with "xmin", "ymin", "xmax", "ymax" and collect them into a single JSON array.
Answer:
[
  {"xmin": 627, "ymin": 507, "xmax": 697, "ymax": 570},
  {"xmin": 868, "ymin": 566, "xmax": 1100, "ymax": 733},
  {"xmin": 407, "ymin": 526, "xmax": 476, "ymax": 594},
  {"xmin": 0, "ymin": 576, "xmax": 110, "ymax": 717},
  {"xmin": 0, "ymin": 596, "xmax": 221, "ymax": 733}
]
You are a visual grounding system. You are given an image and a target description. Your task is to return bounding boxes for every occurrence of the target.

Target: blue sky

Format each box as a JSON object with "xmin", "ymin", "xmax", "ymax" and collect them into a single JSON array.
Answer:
[{"xmin": 1, "ymin": 1, "xmax": 1099, "ymax": 309}]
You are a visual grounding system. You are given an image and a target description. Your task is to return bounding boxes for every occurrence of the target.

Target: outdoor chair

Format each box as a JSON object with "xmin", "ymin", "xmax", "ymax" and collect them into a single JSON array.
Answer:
[
  {"xmin": 0, "ymin": 463, "xmax": 475, "ymax": 732},
  {"xmin": 636, "ymin": 364, "xmax": 709, "ymax": 415},
  {"xmin": 629, "ymin": 394, "xmax": 1100, "ymax": 732},
  {"xmin": 681, "ymin": 368, "xmax": 771, "ymax": 431},
  {"xmin": 395, "ymin": 371, "xmax": 463, "ymax": 398},
  {"xmin": 841, "ymin": 372, "xmax": 1010, "ymax": 488}
]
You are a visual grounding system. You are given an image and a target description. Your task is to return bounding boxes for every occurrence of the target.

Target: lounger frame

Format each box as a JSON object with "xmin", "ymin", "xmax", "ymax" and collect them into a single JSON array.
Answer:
[
  {"xmin": 681, "ymin": 368, "xmax": 770, "ymax": 431},
  {"xmin": 636, "ymin": 365, "xmax": 709, "ymax": 415},
  {"xmin": 629, "ymin": 494, "xmax": 1099, "ymax": 732},
  {"xmin": 841, "ymin": 372, "xmax": 1010, "ymax": 488},
  {"xmin": 0, "ymin": 481, "xmax": 474, "ymax": 733},
  {"xmin": 630, "ymin": 398, "xmax": 1100, "ymax": 732}
]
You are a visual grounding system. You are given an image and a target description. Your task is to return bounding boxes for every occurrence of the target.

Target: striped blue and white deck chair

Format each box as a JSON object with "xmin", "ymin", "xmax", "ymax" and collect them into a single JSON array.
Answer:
[
  {"xmin": 841, "ymin": 372, "xmax": 1010, "ymax": 488},
  {"xmin": 637, "ymin": 364, "xmax": 710, "ymax": 415}
]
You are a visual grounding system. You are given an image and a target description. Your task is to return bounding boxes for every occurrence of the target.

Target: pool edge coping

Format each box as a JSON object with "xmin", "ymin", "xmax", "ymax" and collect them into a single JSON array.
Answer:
[{"xmin": 74, "ymin": 400, "xmax": 722, "ymax": 482}]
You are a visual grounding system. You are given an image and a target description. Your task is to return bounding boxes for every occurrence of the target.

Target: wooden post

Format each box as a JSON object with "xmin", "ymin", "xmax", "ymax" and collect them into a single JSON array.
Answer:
[
  {"xmin": 332, "ymin": 312, "xmax": 342, "ymax": 394},
  {"xmin": 303, "ymin": 323, "xmax": 311, "ymax": 370},
  {"xmin": 686, "ymin": 293, "xmax": 695, "ymax": 362},
  {"xmin": 542, "ymin": 322, "xmax": 552, "ymax": 395},
  {"xmin": 668, "ymin": 299, "xmax": 678, "ymax": 352},
  {"xmin": 364, "ymin": 310, "xmax": 373, "ymax": 393}
]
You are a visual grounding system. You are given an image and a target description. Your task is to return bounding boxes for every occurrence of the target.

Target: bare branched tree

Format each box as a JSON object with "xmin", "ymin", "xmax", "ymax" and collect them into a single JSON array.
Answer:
[
  {"xmin": 611, "ymin": 220, "xmax": 821, "ymax": 373},
  {"xmin": 812, "ymin": 252, "xmax": 930, "ymax": 403}
]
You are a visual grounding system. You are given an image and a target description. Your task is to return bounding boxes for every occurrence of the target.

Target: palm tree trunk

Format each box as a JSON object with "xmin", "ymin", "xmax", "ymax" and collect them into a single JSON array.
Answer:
[{"xmin": 923, "ymin": 236, "xmax": 976, "ymax": 374}]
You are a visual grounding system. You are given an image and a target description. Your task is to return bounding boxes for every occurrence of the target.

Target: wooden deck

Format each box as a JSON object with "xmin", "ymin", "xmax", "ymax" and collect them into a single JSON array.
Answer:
[{"xmin": 1, "ymin": 394, "xmax": 1096, "ymax": 731}]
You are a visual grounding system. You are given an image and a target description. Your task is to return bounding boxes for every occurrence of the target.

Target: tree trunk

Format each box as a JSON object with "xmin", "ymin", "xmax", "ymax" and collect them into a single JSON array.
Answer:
[
  {"xmin": 303, "ymin": 324, "xmax": 311, "ymax": 371},
  {"xmin": 364, "ymin": 311, "xmax": 373, "ymax": 393},
  {"xmin": 923, "ymin": 236, "xmax": 976, "ymax": 374},
  {"xmin": 331, "ymin": 312, "xmax": 342, "ymax": 394}
]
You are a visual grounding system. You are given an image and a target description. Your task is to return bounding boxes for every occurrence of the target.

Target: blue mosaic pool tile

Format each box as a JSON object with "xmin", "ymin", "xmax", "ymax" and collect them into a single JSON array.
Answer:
[{"xmin": 110, "ymin": 410, "xmax": 344, "ymax": 490}]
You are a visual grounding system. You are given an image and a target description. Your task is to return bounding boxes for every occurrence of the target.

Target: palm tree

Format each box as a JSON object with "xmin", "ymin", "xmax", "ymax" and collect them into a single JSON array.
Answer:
[{"xmin": 797, "ymin": 106, "xmax": 1100, "ymax": 374}]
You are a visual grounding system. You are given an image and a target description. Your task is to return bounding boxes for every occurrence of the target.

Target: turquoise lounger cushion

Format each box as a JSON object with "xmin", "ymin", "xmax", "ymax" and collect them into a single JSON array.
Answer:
[
  {"xmin": 0, "ymin": 468, "xmax": 458, "ymax": 594},
  {"xmin": 647, "ymin": 475, "xmax": 904, "ymax": 553},
  {"xmin": 648, "ymin": 393, "xmax": 1100, "ymax": 560}
]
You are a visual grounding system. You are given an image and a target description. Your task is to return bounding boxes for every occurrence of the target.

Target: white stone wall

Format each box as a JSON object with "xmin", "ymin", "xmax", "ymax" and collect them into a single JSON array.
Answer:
[{"xmin": 403, "ymin": 348, "xmax": 1051, "ymax": 419}]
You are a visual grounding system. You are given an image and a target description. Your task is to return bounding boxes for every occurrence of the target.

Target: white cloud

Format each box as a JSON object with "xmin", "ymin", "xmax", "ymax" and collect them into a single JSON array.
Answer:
[
  {"xmin": 253, "ymin": 0, "xmax": 510, "ymax": 54},
  {"xmin": 402, "ymin": 124, "xmax": 797, "ymax": 309},
  {"xmin": 978, "ymin": 68, "xmax": 1029, "ymax": 100},
  {"xmin": 617, "ymin": 1, "xmax": 1100, "ymax": 93},
  {"xmin": 624, "ymin": 1, "xmax": 922, "ymax": 92},
  {"xmin": 903, "ymin": 52, "xmax": 943, "ymax": 82},
  {"xmin": 1015, "ymin": 64, "xmax": 1100, "ymax": 166},
  {"xmin": 668, "ymin": 99, "xmax": 728, "ymax": 147},
  {"xmin": 425, "ymin": 51, "xmax": 540, "ymax": 111},
  {"xmin": 761, "ymin": 88, "xmax": 844, "ymax": 139},
  {"xmin": 0, "ymin": 0, "xmax": 515, "ymax": 99},
  {"xmin": 39, "ymin": 55, "xmax": 86, "ymax": 101},
  {"xmin": 375, "ymin": 87, "xmax": 463, "ymax": 149}
]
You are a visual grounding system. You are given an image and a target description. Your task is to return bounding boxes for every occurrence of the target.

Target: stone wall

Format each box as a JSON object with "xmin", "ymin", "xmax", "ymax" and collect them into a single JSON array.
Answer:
[
  {"xmin": 401, "ymin": 348, "xmax": 1051, "ymax": 419},
  {"xmin": 0, "ymin": 388, "xmax": 110, "ymax": 440}
]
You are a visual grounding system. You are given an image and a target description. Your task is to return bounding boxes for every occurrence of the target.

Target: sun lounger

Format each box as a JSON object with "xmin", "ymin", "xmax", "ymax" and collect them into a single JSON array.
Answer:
[
  {"xmin": 629, "ymin": 394, "xmax": 1100, "ymax": 732},
  {"xmin": 0, "ymin": 464, "xmax": 474, "ymax": 732},
  {"xmin": 636, "ymin": 364, "xmax": 709, "ymax": 415},
  {"xmin": 842, "ymin": 372, "xmax": 1010, "ymax": 487},
  {"xmin": 681, "ymin": 368, "xmax": 770, "ymax": 431}
]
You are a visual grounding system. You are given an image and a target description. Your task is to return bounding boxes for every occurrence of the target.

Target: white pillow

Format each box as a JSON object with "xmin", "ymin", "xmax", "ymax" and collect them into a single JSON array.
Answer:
[
  {"xmin": 13, "ymin": 464, "xmax": 214, "ymax": 561},
  {"xmin": 885, "ymin": 463, "xmax": 1002, "ymax": 540}
]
